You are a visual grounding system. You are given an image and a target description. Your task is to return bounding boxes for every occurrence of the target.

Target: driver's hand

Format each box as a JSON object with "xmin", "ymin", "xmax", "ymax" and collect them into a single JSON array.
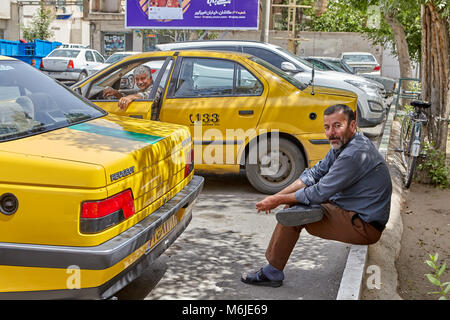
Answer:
[
  {"xmin": 118, "ymin": 96, "xmax": 135, "ymax": 110},
  {"xmin": 103, "ymin": 86, "xmax": 119, "ymax": 99}
]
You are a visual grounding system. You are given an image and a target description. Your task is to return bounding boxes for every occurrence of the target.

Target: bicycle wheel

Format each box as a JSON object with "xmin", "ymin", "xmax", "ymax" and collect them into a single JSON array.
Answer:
[
  {"xmin": 399, "ymin": 115, "xmax": 414, "ymax": 168},
  {"xmin": 404, "ymin": 155, "xmax": 417, "ymax": 188}
]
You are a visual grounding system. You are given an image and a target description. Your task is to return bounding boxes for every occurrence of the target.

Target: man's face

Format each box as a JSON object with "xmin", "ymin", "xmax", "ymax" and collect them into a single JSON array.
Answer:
[
  {"xmin": 135, "ymin": 73, "xmax": 152, "ymax": 91},
  {"xmin": 323, "ymin": 111, "xmax": 356, "ymax": 149}
]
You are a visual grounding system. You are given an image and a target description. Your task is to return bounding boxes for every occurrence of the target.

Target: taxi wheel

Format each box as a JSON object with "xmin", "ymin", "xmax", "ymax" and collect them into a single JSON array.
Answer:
[{"xmin": 245, "ymin": 138, "xmax": 306, "ymax": 194}]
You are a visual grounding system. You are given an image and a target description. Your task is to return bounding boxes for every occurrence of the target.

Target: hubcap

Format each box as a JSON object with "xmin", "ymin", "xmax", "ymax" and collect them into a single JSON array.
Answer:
[{"xmin": 259, "ymin": 150, "xmax": 292, "ymax": 183}]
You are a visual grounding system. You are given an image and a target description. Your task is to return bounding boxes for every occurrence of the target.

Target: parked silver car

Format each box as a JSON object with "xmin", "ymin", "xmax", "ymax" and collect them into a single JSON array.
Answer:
[
  {"xmin": 340, "ymin": 52, "xmax": 381, "ymax": 75},
  {"xmin": 40, "ymin": 48, "xmax": 105, "ymax": 83}
]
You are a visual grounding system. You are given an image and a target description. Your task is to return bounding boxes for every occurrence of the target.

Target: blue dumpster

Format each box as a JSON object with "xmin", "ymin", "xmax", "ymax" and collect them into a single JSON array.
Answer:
[{"xmin": 0, "ymin": 39, "xmax": 61, "ymax": 68}]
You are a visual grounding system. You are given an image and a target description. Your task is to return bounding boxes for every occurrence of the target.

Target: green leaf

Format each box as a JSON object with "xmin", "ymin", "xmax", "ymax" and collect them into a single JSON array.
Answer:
[
  {"xmin": 438, "ymin": 263, "xmax": 446, "ymax": 277},
  {"xmin": 444, "ymin": 284, "xmax": 450, "ymax": 294},
  {"xmin": 438, "ymin": 296, "xmax": 447, "ymax": 300},
  {"xmin": 426, "ymin": 274, "xmax": 441, "ymax": 286},
  {"xmin": 426, "ymin": 260, "xmax": 437, "ymax": 269}
]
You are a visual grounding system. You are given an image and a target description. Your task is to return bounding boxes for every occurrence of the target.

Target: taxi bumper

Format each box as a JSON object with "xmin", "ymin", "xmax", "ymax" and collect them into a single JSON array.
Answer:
[{"xmin": 0, "ymin": 175, "xmax": 204, "ymax": 299}]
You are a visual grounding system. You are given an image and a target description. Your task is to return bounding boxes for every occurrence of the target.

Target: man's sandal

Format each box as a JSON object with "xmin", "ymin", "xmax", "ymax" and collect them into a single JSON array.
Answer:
[
  {"xmin": 276, "ymin": 204, "xmax": 324, "ymax": 226},
  {"xmin": 241, "ymin": 269, "xmax": 283, "ymax": 288}
]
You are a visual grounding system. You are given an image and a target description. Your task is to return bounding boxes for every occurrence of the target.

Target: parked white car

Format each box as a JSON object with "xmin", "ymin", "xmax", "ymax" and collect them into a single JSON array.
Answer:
[
  {"xmin": 340, "ymin": 52, "xmax": 381, "ymax": 75},
  {"xmin": 40, "ymin": 48, "xmax": 105, "ymax": 83},
  {"xmin": 156, "ymin": 41, "xmax": 386, "ymax": 127},
  {"xmin": 88, "ymin": 51, "xmax": 141, "ymax": 75}
]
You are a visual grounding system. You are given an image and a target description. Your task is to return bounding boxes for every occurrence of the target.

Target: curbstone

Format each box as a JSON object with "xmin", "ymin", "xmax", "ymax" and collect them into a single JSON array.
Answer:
[{"xmin": 337, "ymin": 106, "xmax": 403, "ymax": 300}]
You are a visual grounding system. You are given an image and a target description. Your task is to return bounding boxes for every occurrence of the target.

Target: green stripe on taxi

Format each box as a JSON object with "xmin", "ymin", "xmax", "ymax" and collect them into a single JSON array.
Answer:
[{"xmin": 69, "ymin": 123, "xmax": 165, "ymax": 144}]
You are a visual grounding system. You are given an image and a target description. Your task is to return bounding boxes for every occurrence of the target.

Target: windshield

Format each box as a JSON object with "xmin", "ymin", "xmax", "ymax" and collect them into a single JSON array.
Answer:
[
  {"xmin": 105, "ymin": 53, "xmax": 130, "ymax": 64},
  {"xmin": 274, "ymin": 46, "xmax": 315, "ymax": 70},
  {"xmin": 0, "ymin": 60, "xmax": 106, "ymax": 142},
  {"xmin": 248, "ymin": 56, "xmax": 307, "ymax": 91},
  {"xmin": 48, "ymin": 49, "xmax": 80, "ymax": 58},
  {"xmin": 342, "ymin": 54, "xmax": 376, "ymax": 62}
]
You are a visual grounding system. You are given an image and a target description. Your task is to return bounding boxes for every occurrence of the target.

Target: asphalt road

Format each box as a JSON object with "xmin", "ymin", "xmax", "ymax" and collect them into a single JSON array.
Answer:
[
  {"xmin": 115, "ymin": 172, "xmax": 349, "ymax": 300},
  {"xmin": 115, "ymin": 125, "xmax": 385, "ymax": 300}
]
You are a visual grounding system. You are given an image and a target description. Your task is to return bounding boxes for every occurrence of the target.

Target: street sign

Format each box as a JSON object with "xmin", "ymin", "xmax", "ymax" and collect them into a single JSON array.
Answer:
[{"xmin": 125, "ymin": 0, "xmax": 259, "ymax": 30}]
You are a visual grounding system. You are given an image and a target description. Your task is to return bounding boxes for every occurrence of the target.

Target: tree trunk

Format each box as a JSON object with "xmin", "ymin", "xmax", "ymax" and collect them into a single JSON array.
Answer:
[
  {"xmin": 384, "ymin": 12, "xmax": 413, "ymax": 84},
  {"xmin": 421, "ymin": 2, "xmax": 449, "ymax": 153}
]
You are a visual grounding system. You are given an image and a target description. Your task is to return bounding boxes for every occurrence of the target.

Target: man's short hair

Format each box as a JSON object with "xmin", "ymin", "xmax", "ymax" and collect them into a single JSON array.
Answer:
[
  {"xmin": 134, "ymin": 65, "xmax": 152, "ymax": 78},
  {"xmin": 324, "ymin": 104, "xmax": 355, "ymax": 122}
]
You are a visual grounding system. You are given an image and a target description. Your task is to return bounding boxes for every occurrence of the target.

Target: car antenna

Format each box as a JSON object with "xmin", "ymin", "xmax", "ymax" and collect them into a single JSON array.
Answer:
[{"xmin": 310, "ymin": 65, "xmax": 315, "ymax": 95}]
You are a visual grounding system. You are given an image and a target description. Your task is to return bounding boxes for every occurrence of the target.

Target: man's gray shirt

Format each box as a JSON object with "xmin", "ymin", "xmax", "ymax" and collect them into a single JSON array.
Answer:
[{"xmin": 295, "ymin": 132, "xmax": 392, "ymax": 226}]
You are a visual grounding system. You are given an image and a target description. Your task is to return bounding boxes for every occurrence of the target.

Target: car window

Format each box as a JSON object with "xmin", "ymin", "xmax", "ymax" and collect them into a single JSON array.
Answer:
[
  {"xmin": 86, "ymin": 57, "xmax": 171, "ymax": 101},
  {"xmin": 85, "ymin": 51, "xmax": 95, "ymax": 62},
  {"xmin": 306, "ymin": 59, "xmax": 329, "ymax": 70},
  {"xmin": 105, "ymin": 53, "xmax": 128, "ymax": 64},
  {"xmin": 0, "ymin": 60, "xmax": 105, "ymax": 142},
  {"xmin": 170, "ymin": 57, "xmax": 262, "ymax": 98},
  {"xmin": 242, "ymin": 46, "xmax": 286, "ymax": 69},
  {"xmin": 342, "ymin": 54, "xmax": 376, "ymax": 62},
  {"xmin": 93, "ymin": 51, "xmax": 105, "ymax": 63},
  {"xmin": 248, "ymin": 56, "xmax": 307, "ymax": 91},
  {"xmin": 48, "ymin": 49, "xmax": 80, "ymax": 58},
  {"xmin": 235, "ymin": 64, "xmax": 263, "ymax": 95}
]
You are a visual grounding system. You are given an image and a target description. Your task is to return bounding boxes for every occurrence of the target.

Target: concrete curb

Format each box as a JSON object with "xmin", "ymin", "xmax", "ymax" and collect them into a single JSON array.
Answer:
[{"xmin": 336, "ymin": 106, "xmax": 397, "ymax": 300}]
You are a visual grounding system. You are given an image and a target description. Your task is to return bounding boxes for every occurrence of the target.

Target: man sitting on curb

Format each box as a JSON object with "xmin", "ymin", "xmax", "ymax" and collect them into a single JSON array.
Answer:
[{"xmin": 241, "ymin": 104, "xmax": 392, "ymax": 287}]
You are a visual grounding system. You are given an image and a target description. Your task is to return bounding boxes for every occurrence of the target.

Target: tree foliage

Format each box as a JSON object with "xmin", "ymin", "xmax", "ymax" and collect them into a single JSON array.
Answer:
[
  {"xmin": 299, "ymin": 0, "xmax": 422, "ymax": 63},
  {"xmin": 21, "ymin": 5, "xmax": 54, "ymax": 42}
]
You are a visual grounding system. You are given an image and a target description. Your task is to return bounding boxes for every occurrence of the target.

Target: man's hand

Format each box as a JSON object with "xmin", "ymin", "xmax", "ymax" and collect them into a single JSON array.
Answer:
[
  {"xmin": 103, "ymin": 87, "xmax": 122, "ymax": 99},
  {"xmin": 118, "ymin": 95, "xmax": 137, "ymax": 111},
  {"xmin": 256, "ymin": 195, "xmax": 281, "ymax": 214},
  {"xmin": 256, "ymin": 193, "xmax": 298, "ymax": 214}
]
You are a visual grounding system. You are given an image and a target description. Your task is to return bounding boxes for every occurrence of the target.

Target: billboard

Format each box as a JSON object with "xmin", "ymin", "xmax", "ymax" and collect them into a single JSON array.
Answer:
[{"xmin": 125, "ymin": 0, "xmax": 259, "ymax": 30}]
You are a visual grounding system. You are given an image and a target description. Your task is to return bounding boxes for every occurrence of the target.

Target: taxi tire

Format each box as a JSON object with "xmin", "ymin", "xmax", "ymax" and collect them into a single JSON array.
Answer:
[
  {"xmin": 78, "ymin": 71, "xmax": 88, "ymax": 81},
  {"xmin": 245, "ymin": 138, "xmax": 305, "ymax": 194}
]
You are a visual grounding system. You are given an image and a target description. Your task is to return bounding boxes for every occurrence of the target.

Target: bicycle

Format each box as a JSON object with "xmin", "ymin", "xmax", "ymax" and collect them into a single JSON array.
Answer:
[{"xmin": 397, "ymin": 99, "xmax": 431, "ymax": 188}]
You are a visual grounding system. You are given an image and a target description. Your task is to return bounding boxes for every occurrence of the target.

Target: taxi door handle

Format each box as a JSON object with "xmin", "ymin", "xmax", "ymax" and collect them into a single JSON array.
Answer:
[{"xmin": 239, "ymin": 110, "xmax": 254, "ymax": 115}]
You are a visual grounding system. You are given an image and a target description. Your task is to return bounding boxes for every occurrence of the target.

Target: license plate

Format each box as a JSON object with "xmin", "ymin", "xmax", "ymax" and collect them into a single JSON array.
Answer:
[{"xmin": 145, "ymin": 214, "xmax": 178, "ymax": 254}]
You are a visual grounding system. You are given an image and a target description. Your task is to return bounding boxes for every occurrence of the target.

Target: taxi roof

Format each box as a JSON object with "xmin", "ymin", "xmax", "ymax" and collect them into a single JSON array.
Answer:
[{"xmin": 120, "ymin": 49, "xmax": 254, "ymax": 61}]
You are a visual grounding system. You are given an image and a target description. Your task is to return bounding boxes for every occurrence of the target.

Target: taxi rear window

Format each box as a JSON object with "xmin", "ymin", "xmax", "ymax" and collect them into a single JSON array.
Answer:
[{"xmin": 0, "ymin": 60, "xmax": 105, "ymax": 142}]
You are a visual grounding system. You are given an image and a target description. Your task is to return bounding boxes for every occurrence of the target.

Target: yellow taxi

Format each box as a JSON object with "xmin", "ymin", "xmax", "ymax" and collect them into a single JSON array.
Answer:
[
  {"xmin": 0, "ymin": 56, "xmax": 203, "ymax": 299},
  {"xmin": 74, "ymin": 50, "xmax": 358, "ymax": 194}
]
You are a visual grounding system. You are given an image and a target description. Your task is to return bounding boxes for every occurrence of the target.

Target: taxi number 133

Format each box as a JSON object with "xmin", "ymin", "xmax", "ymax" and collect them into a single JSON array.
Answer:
[{"xmin": 189, "ymin": 113, "xmax": 219, "ymax": 124}]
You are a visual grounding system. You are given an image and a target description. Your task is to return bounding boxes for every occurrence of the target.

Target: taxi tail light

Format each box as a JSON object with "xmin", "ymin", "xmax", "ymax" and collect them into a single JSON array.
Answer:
[
  {"xmin": 40, "ymin": 59, "xmax": 44, "ymax": 70},
  {"xmin": 67, "ymin": 59, "xmax": 74, "ymax": 70},
  {"xmin": 373, "ymin": 65, "xmax": 381, "ymax": 71},
  {"xmin": 80, "ymin": 189, "xmax": 135, "ymax": 233},
  {"xmin": 184, "ymin": 148, "xmax": 194, "ymax": 178}
]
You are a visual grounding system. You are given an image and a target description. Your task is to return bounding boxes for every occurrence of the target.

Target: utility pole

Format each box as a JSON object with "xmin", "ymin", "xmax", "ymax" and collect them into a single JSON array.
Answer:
[
  {"xmin": 272, "ymin": 0, "xmax": 311, "ymax": 53},
  {"xmin": 260, "ymin": 0, "xmax": 271, "ymax": 43}
]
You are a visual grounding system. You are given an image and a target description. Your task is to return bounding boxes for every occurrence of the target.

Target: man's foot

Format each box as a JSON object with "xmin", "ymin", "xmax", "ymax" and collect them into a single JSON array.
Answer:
[
  {"xmin": 276, "ymin": 204, "xmax": 324, "ymax": 226},
  {"xmin": 241, "ymin": 268, "xmax": 283, "ymax": 288}
]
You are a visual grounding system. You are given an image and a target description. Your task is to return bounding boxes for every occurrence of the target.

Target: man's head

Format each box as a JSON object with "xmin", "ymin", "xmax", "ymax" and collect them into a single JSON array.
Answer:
[
  {"xmin": 323, "ymin": 104, "xmax": 357, "ymax": 150},
  {"xmin": 133, "ymin": 65, "xmax": 153, "ymax": 91}
]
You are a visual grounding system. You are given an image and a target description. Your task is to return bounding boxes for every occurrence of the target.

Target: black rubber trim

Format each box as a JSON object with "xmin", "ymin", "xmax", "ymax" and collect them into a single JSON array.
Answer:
[
  {"xmin": 308, "ymin": 139, "xmax": 329, "ymax": 145},
  {"xmin": 80, "ymin": 209, "xmax": 125, "ymax": 234},
  {"xmin": 0, "ymin": 175, "xmax": 204, "ymax": 270}
]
